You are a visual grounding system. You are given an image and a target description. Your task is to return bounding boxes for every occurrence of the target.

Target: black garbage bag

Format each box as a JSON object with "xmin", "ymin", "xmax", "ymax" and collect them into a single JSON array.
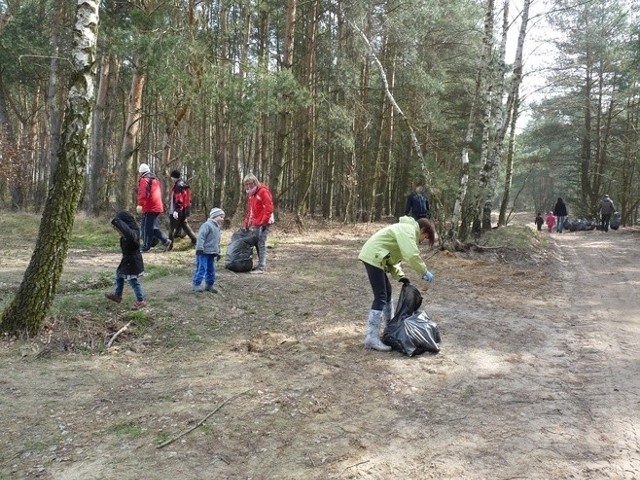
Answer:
[
  {"xmin": 225, "ymin": 228, "xmax": 259, "ymax": 272},
  {"xmin": 383, "ymin": 283, "xmax": 440, "ymax": 356},
  {"xmin": 610, "ymin": 212, "xmax": 621, "ymax": 230},
  {"xmin": 568, "ymin": 218, "xmax": 596, "ymax": 232}
]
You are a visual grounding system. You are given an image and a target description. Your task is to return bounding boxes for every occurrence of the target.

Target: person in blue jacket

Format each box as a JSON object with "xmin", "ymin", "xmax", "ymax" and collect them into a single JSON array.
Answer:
[
  {"xmin": 404, "ymin": 181, "xmax": 430, "ymax": 220},
  {"xmin": 358, "ymin": 216, "xmax": 436, "ymax": 351}
]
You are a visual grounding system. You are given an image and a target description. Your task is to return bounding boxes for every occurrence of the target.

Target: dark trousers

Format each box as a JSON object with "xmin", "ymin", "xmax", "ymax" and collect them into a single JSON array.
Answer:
[
  {"xmin": 169, "ymin": 215, "xmax": 196, "ymax": 244},
  {"xmin": 363, "ymin": 262, "xmax": 392, "ymax": 311},
  {"xmin": 601, "ymin": 213, "xmax": 612, "ymax": 232},
  {"xmin": 141, "ymin": 212, "xmax": 168, "ymax": 251}
]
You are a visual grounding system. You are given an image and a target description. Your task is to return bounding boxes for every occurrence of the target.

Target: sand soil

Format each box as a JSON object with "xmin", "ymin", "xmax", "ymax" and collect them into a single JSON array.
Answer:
[{"xmin": 1, "ymin": 220, "xmax": 639, "ymax": 479}]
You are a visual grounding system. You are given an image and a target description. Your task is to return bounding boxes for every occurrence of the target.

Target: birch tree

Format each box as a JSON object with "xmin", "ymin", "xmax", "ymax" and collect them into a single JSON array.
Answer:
[{"xmin": 0, "ymin": 0, "xmax": 99, "ymax": 336}]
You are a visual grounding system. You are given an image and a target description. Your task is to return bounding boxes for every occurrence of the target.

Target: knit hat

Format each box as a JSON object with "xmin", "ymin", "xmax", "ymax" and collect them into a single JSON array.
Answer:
[
  {"xmin": 209, "ymin": 208, "xmax": 225, "ymax": 219},
  {"xmin": 138, "ymin": 163, "xmax": 150, "ymax": 174}
]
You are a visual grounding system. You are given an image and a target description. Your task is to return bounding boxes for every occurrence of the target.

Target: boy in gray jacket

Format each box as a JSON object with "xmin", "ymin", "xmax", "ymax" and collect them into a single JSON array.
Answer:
[{"xmin": 193, "ymin": 208, "xmax": 225, "ymax": 293}]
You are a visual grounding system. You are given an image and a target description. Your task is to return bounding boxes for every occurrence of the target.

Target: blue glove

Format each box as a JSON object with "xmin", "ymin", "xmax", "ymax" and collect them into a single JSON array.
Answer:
[{"xmin": 422, "ymin": 270, "xmax": 434, "ymax": 283}]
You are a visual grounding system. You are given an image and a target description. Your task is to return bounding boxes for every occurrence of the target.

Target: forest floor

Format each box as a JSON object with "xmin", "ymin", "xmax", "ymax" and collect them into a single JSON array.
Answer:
[{"xmin": 0, "ymin": 213, "xmax": 639, "ymax": 479}]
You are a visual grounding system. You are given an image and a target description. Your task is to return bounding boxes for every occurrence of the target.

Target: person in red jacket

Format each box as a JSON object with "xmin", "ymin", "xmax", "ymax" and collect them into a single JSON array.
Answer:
[
  {"xmin": 243, "ymin": 174, "xmax": 274, "ymax": 273},
  {"xmin": 136, "ymin": 163, "xmax": 171, "ymax": 252},
  {"xmin": 168, "ymin": 169, "xmax": 196, "ymax": 248}
]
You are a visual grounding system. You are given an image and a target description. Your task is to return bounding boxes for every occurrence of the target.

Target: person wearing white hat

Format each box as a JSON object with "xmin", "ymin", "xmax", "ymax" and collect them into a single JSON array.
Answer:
[
  {"xmin": 136, "ymin": 163, "xmax": 171, "ymax": 252},
  {"xmin": 193, "ymin": 207, "xmax": 225, "ymax": 293}
]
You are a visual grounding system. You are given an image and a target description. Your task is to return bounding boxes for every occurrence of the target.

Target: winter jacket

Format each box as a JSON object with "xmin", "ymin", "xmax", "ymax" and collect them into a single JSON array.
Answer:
[
  {"xmin": 195, "ymin": 219, "xmax": 222, "ymax": 255},
  {"xmin": 545, "ymin": 213, "xmax": 556, "ymax": 228},
  {"xmin": 137, "ymin": 173, "xmax": 164, "ymax": 214},
  {"xmin": 112, "ymin": 211, "xmax": 144, "ymax": 276},
  {"xmin": 599, "ymin": 196, "xmax": 615, "ymax": 215},
  {"xmin": 243, "ymin": 184, "xmax": 274, "ymax": 228},
  {"xmin": 404, "ymin": 191, "xmax": 430, "ymax": 220},
  {"xmin": 170, "ymin": 179, "xmax": 192, "ymax": 218},
  {"xmin": 553, "ymin": 199, "xmax": 568, "ymax": 217},
  {"xmin": 358, "ymin": 216, "xmax": 428, "ymax": 280}
]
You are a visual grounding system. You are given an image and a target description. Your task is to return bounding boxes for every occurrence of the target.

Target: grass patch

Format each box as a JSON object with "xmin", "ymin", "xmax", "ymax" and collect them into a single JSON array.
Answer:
[
  {"xmin": 1, "ymin": 212, "xmax": 118, "ymax": 249},
  {"xmin": 71, "ymin": 215, "xmax": 118, "ymax": 249},
  {"xmin": 23, "ymin": 436, "xmax": 63, "ymax": 452},
  {"xmin": 480, "ymin": 225, "xmax": 548, "ymax": 253},
  {"xmin": 126, "ymin": 310, "xmax": 154, "ymax": 334},
  {"xmin": 56, "ymin": 271, "xmax": 114, "ymax": 294},
  {"xmin": 108, "ymin": 422, "xmax": 145, "ymax": 438}
]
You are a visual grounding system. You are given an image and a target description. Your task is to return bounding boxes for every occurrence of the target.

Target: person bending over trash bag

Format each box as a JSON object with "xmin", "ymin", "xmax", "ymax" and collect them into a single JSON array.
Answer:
[{"xmin": 357, "ymin": 216, "xmax": 437, "ymax": 352}]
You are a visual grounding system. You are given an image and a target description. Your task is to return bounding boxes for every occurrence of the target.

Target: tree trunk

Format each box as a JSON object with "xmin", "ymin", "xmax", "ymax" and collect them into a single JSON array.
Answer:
[
  {"xmin": 468, "ymin": 0, "xmax": 495, "ymax": 237},
  {"xmin": 580, "ymin": 33, "xmax": 593, "ymax": 207},
  {"xmin": 47, "ymin": 1, "xmax": 66, "ymax": 185},
  {"xmin": 87, "ymin": 53, "xmax": 111, "ymax": 215},
  {"xmin": 295, "ymin": 0, "xmax": 318, "ymax": 224},
  {"xmin": 270, "ymin": 0, "xmax": 296, "ymax": 204},
  {"xmin": 480, "ymin": 0, "xmax": 509, "ymax": 232},
  {"xmin": 0, "ymin": 78, "xmax": 24, "ymax": 210},
  {"xmin": 1, "ymin": 0, "xmax": 99, "ymax": 336},
  {"xmin": 116, "ymin": 57, "xmax": 145, "ymax": 211},
  {"xmin": 498, "ymin": 0, "xmax": 530, "ymax": 226}
]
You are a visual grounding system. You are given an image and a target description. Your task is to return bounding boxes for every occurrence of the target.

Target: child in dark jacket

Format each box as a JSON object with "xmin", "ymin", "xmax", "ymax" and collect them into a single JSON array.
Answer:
[
  {"xmin": 105, "ymin": 210, "xmax": 147, "ymax": 310},
  {"xmin": 534, "ymin": 212, "xmax": 544, "ymax": 231}
]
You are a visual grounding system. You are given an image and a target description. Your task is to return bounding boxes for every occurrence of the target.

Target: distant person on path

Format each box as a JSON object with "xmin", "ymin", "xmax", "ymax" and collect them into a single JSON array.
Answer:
[
  {"xmin": 193, "ymin": 208, "xmax": 225, "ymax": 293},
  {"xmin": 358, "ymin": 216, "xmax": 437, "ymax": 352},
  {"xmin": 137, "ymin": 163, "xmax": 171, "ymax": 252},
  {"xmin": 404, "ymin": 181, "xmax": 430, "ymax": 220},
  {"xmin": 243, "ymin": 174, "xmax": 274, "ymax": 274},
  {"xmin": 168, "ymin": 169, "xmax": 196, "ymax": 249},
  {"xmin": 553, "ymin": 198, "xmax": 568, "ymax": 233},
  {"xmin": 545, "ymin": 211, "xmax": 556, "ymax": 233},
  {"xmin": 534, "ymin": 212, "xmax": 544, "ymax": 231},
  {"xmin": 105, "ymin": 211, "xmax": 147, "ymax": 310},
  {"xmin": 599, "ymin": 194, "xmax": 616, "ymax": 232}
]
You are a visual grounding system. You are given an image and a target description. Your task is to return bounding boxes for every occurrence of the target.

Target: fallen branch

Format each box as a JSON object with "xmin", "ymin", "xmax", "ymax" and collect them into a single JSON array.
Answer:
[
  {"xmin": 343, "ymin": 460, "xmax": 369, "ymax": 472},
  {"xmin": 106, "ymin": 321, "xmax": 132, "ymax": 348},
  {"xmin": 157, "ymin": 388, "xmax": 252, "ymax": 449}
]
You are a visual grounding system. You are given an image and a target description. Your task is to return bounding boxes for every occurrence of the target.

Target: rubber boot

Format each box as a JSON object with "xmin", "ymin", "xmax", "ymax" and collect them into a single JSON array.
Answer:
[{"xmin": 364, "ymin": 310, "xmax": 392, "ymax": 352}]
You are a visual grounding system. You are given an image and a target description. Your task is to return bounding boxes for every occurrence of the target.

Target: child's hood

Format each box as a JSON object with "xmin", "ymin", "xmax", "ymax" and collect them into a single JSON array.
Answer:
[{"xmin": 114, "ymin": 210, "xmax": 139, "ymax": 231}]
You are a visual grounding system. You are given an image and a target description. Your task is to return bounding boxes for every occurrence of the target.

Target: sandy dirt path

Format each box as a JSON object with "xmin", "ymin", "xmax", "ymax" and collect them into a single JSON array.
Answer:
[{"xmin": 548, "ymin": 230, "xmax": 640, "ymax": 478}]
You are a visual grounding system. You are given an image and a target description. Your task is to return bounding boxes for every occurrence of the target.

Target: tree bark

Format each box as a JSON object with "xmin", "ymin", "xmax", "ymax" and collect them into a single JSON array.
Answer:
[
  {"xmin": 498, "ymin": 0, "xmax": 530, "ymax": 226},
  {"xmin": 295, "ymin": 0, "xmax": 318, "ymax": 225},
  {"xmin": 116, "ymin": 56, "xmax": 145, "ymax": 211},
  {"xmin": 1, "ymin": 0, "xmax": 99, "ymax": 336},
  {"xmin": 270, "ymin": 0, "xmax": 296, "ymax": 204},
  {"xmin": 88, "ymin": 53, "xmax": 112, "ymax": 215}
]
